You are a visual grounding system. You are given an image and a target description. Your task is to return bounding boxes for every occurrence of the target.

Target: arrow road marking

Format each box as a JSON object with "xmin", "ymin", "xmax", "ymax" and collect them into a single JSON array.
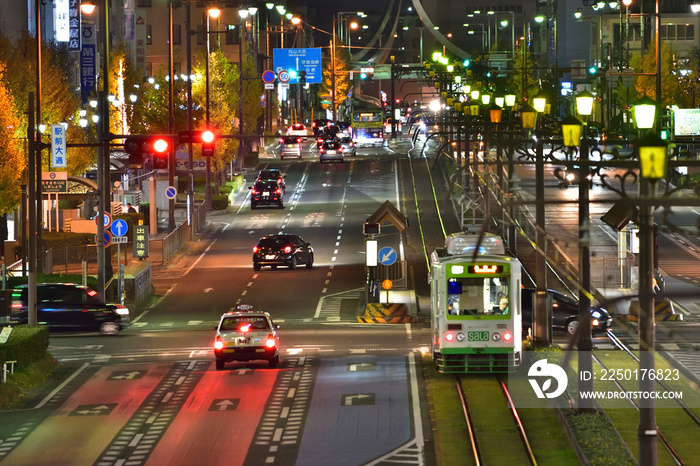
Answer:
[
  {"xmin": 111, "ymin": 371, "xmax": 142, "ymax": 380},
  {"xmin": 204, "ymin": 288, "xmax": 214, "ymax": 293}
]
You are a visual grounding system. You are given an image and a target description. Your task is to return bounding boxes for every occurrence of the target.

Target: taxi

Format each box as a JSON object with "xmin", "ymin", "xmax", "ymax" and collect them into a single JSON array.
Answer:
[{"xmin": 213, "ymin": 305, "xmax": 280, "ymax": 369}]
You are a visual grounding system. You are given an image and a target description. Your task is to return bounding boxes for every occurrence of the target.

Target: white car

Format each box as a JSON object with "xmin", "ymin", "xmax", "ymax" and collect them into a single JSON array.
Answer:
[
  {"xmin": 213, "ymin": 305, "xmax": 280, "ymax": 369},
  {"xmin": 286, "ymin": 123, "xmax": 309, "ymax": 138}
]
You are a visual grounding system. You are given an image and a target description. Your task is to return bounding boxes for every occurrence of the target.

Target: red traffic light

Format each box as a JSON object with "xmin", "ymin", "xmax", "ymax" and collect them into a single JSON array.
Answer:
[
  {"xmin": 153, "ymin": 138, "xmax": 169, "ymax": 153},
  {"xmin": 201, "ymin": 130, "xmax": 215, "ymax": 143}
]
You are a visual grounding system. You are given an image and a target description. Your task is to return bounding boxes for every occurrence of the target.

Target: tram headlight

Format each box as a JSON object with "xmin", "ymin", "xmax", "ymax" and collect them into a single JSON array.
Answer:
[
  {"xmin": 456, "ymin": 332, "xmax": 466, "ymax": 342},
  {"xmin": 492, "ymin": 332, "xmax": 501, "ymax": 341}
]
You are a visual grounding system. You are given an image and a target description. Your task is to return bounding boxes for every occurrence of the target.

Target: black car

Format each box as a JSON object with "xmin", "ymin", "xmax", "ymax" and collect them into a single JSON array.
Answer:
[
  {"xmin": 249, "ymin": 179, "xmax": 284, "ymax": 209},
  {"xmin": 10, "ymin": 283, "xmax": 130, "ymax": 335},
  {"xmin": 312, "ymin": 118, "xmax": 334, "ymax": 136},
  {"xmin": 522, "ymin": 289, "xmax": 612, "ymax": 336},
  {"xmin": 319, "ymin": 139, "xmax": 343, "ymax": 163},
  {"xmin": 257, "ymin": 168, "xmax": 286, "ymax": 193},
  {"xmin": 252, "ymin": 234, "xmax": 314, "ymax": 270}
]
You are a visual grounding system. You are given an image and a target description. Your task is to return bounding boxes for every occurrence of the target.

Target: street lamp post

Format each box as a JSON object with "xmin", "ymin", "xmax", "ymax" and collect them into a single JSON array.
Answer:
[
  {"xmin": 575, "ymin": 90, "xmax": 595, "ymax": 411},
  {"xmin": 239, "ymin": 8, "xmax": 248, "ymax": 171},
  {"xmin": 633, "ymin": 98, "xmax": 665, "ymax": 466}
]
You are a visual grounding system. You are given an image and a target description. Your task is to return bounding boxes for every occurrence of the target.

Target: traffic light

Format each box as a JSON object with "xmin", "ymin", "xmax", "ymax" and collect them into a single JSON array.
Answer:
[
  {"xmin": 201, "ymin": 130, "xmax": 216, "ymax": 157},
  {"xmin": 123, "ymin": 135, "xmax": 171, "ymax": 168},
  {"xmin": 587, "ymin": 66, "xmax": 599, "ymax": 77},
  {"xmin": 178, "ymin": 130, "xmax": 215, "ymax": 145}
]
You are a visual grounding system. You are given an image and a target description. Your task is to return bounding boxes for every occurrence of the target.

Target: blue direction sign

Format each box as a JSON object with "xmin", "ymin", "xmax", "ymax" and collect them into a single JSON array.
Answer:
[
  {"xmin": 272, "ymin": 48, "xmax": 322, "ymax": 84},
  {"xmin": 111, "ymin": 219, "xmax": 128, "ymax": 237},
  {"xmin": 262, "ymin": 70, "xmax": 276, "ymax": 83},
  {"xmin": 378, "ymin": 247, "xmax": 397, "ymax": 266}
]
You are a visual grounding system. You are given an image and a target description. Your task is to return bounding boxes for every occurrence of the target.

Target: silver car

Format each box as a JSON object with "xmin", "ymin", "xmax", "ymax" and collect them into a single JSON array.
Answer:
[
  {"xmin": 280, "ymin": 136, "xmax": 302, "ymax": 159},
  {"xmin": 339, "ymin": 137, "xmax": 356, "ymax": 157}
]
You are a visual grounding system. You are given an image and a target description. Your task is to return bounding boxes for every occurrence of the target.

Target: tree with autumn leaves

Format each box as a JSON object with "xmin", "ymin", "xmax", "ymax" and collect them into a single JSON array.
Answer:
[{"xmin": 318, "ymin": 38, "xmax": 351, "ymax": 119}]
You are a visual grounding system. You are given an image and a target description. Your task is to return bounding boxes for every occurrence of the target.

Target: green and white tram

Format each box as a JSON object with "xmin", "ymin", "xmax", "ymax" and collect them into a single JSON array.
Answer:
[{"xmin": 430, "ymin": 232, "xmax": 522, "ymax": 373}]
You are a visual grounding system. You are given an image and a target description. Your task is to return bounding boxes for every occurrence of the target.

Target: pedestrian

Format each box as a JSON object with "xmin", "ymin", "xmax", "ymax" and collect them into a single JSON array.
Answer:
[{"xmin": 126, "ymin": 203, "xmax": 137, "ymax": 213}]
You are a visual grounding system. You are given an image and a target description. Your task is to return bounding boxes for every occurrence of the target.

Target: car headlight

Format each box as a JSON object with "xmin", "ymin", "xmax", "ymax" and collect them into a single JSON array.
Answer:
[
  {"xmin": 115, "ymin": 307, "xmax": 130, "ymax": 316},
  {"xmin": 591, "ymin": 311, "xmax": 601, "ymax": 318}
]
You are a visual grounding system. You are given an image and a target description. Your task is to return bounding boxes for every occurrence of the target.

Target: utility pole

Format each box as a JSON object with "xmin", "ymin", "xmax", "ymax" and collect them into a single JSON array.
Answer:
[{"xmin": 331, "ymin": 16, "xmax": 337, "ymax": 122}]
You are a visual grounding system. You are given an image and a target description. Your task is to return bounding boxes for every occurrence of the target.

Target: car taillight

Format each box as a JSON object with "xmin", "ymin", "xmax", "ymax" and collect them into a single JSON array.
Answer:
[
  {"xmin": 251, "ymin": 189, "xmax": 258, "ymax": 195},
  {"xmin": 277, "ymin": 177, "xmax": 283, "ymax": 183},
  {"xmin": 11, "ymin": 303, "xmax": 21, "ymax": 309},
  {"xmin": 214, "ymin": 336, "xmax": 224, "ymax": 350},
  {"xmin": 320, "ymin": 148, "xmax": 324, "ymax": 153},
  {"xmin": 279, "ymin": 138, "xmax": 284, "ymax": 143},
  {"xmin": 297, "ymin": 138, "xmax": 301, "ymax": 143},
  {"xmin": 283, "ymin": 246, "xmax": 292, "ymax": 254},
  {"xmin": 265, "ymin": 336, "xmax": 277, "ymax": 348},
  {"xmin": 253, "ymin": 246, "xmax": 259, "ymax": 253}
]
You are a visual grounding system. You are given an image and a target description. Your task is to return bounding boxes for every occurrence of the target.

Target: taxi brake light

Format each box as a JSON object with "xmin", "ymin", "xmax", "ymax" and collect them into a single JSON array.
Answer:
[
  {"xmin": 214, "ymin": 336, "xmax": 224, "ymax": 350},
  {"xmin": 265, "ymin": 336, "xmax": 277, "ymax": 348}
]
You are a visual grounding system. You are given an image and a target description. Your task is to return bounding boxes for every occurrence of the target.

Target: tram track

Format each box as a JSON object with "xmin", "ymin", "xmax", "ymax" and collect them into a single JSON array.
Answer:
[
  {"xmin": 593, "ymin": 330, "xmax": 700, "ymax": 465},
  {"xmin": 456, "ymin": 374, "xmax": 538, "ymax": 466}
]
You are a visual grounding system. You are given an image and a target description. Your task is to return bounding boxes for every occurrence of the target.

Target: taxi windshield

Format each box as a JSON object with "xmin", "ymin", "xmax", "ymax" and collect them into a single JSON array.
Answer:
[{"xmin": 221, "ymin": 316, "xmax": 270, "ymax": 331}]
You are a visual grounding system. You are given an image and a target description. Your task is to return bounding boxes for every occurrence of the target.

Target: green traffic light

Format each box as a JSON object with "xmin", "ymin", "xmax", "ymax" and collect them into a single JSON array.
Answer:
[
  {"xmin": 360, "ymin": 72, "xmax": 367, "ymax": 79},
  {"xmin": 463, "ymin": 59, "xmax": 470, "ymax": 68},
  {"xmin": 588, "ymin": 66, "xmax": 598, "ymax": 75}
]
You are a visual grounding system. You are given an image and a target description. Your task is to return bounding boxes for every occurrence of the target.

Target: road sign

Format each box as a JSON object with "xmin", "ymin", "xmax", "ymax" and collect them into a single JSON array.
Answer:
[
  {"xmin": 382, "ymin": 279, "xmax": 393, "ymax": 290},
  {"xmin": 378, "ymin": 247, "xmax": 397, "ymax": 266},
  {"xmin": 112, "ymin": 236, "xmax": 128, "ymax": 244},
  {"xmin": 133, "ymin": 225, "xmax": 149, "ymax": 258},
  {"xmin": 273, "ymin": 48, "xmax": 322, "ymax": 83},
  {"xmin": 41, "ymin": 171, "xmax": 67, "ymax": 193},
  {"xmin": 110, "ymin": 219, "xmax": 128, "ymax": 237},
  {"xmin": 95, "ymin": 231, "xmax": 113, "ymax": 247},
  {"xmin": 279, "ymin": 83, "xmax": 289, "ymax": 89},
  {"xmin": 165, "ymin": 186, "xmax": 177, "ymax": 199},
  {"xmin": 278, "ymin": 69, "xmax": 291, "ymax": 83},
  {"xmin": 94, "ymin": 212, "xmax": 113, "ymax": 229},
  {"xmin": 262, "ymin": 70, "xmax": 276, "ymax": 83},
  {"xmin": 264, "ymin": 83, "xmax": 274, "ymax": 89}
]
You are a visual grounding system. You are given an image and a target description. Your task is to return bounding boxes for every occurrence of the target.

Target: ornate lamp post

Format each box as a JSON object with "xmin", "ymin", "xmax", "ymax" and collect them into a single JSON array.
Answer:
[{"xmin": 633, "ymin": 96, "xmax": 664, "ymax": 466}]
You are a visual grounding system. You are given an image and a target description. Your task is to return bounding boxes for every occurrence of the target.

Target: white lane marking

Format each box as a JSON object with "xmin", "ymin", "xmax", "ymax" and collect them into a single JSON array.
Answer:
[
  {"xmin": 184, "ymin": 239, "xmax": 218, "ymax": 276},
  {"xmin": 34, "ymin": 362, "xmax": 90, "ymax": 409}
]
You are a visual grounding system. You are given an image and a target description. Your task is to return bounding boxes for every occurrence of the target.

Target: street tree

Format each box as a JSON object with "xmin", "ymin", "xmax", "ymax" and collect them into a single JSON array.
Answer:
[
  {"xmin": 629, "ymin": 42, "xmax": 682, "ymax": 108},
  {"xmin": 0, "ymin": 63, "xmax": 25, "ymax": 216},
  {"xmin": 318, "ymin": 38, "xmax": 351, "ymax": 117},
  {"xmin": 507, "ymin": 40, "xmax": 538, "ymax": 103}
]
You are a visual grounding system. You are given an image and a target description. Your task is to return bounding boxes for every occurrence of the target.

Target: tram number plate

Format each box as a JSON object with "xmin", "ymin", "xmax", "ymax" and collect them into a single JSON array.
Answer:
[{"xmin": 467, "ymin": 331, "xmax": 489, "ymax": 342}]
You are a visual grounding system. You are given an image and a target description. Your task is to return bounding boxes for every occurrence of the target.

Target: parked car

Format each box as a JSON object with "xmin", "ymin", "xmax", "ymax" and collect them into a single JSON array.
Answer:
[
  {"xmin": 319, "ymin": 139, "xmax": 343, "ymax": 163},
  {"xmin": 279, "ymin": 136, "xmax": 302, "ymax": 159},
  {"xmin": 214, "ymin": 305, "xmax": 280, "ymax": 369},
  {"xmin": 339, "ymin": 137, "xmax": 356, "ymax": 157},
  {"xmin": 10, "ymin": 283, "xmax": 130, "ymax": 335},
  {"xmin": 257, "ymin": 168, "xmax": 285, "ymax": 193},
  {"xmin": 249, "ymin": 179, "xmax": 284, "ymax": 209},
  {"xmin": 521, "ymin": 288, "xmax": 612, "ymax": 336},
  {"xmin": 286, "ymin": 123, "xmax": 308, "ymax": 138},
  {"xmin": 252, "ymin": 233, "xmax": 314, "ymax": 270}
]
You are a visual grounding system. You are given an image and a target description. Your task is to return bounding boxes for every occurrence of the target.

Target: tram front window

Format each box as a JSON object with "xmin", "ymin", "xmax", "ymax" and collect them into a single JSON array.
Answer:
[{"xmin": 447, "ymin": 277, "xmax": 509, "ymax": 317}]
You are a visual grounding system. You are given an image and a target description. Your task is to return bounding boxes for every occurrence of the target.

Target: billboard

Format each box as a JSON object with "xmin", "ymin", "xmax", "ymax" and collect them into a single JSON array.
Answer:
[{"xmin": 673, "ymin": 108, "xmax": 700, "ymax": 137}]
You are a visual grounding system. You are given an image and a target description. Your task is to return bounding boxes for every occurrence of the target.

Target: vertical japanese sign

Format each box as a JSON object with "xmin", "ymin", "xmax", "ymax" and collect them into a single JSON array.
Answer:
[
  {"xmin": 133, "ymin": 225, "xmax": 149, "ymax": 259},
  {"xmin": 68, "ymin": 0, "xmax": 81, "ymax": 51},
  {"xmin": 55, "ymin": 0, "xmax": 70, "ymax": 43},
  {"xmin": 134, "ymin": 10, "xmax": 147, "ymax": 73},
  {"xmin": 80, "ymin": 22, "xmax": 96, "ymax": 104},
  {"xmin": 50, "ymin": 125, "xmax": 67, "ymax": 168}
]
